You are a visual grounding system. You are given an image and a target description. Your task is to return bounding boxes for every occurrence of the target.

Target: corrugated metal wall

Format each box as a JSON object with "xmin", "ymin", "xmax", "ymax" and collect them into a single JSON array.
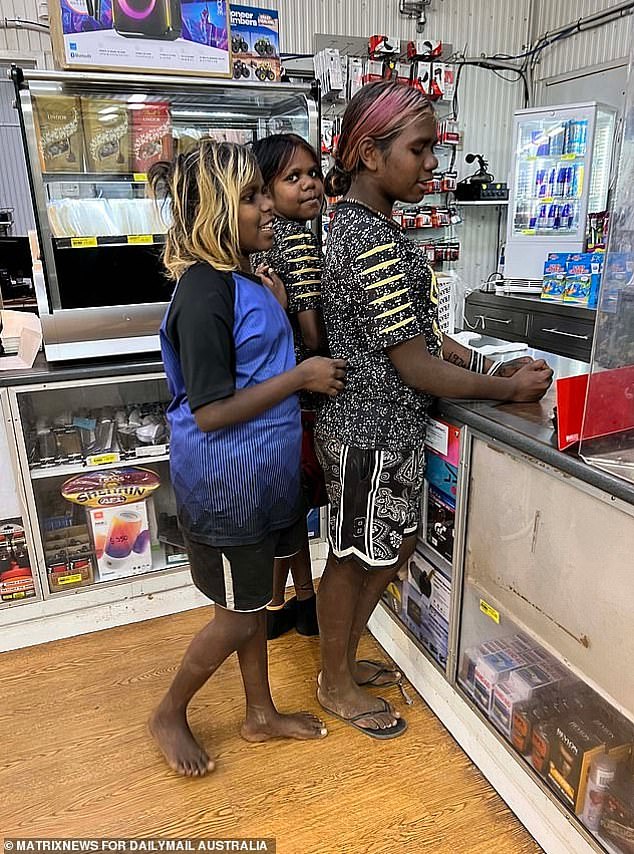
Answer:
[
  {"xmin": 267, "ymin": 0, "xmax": 533, "ymax": 288},
  {"xmin": 531, "ymin": 0, "xmax": 632, "ymax": 85},
  {"xmin": 0, "ymin": 74, "xmax": 36, "ymax": 233},
  {"xmin": 0, "ymin": 0, "xmax": 55, "ymax": 67}
]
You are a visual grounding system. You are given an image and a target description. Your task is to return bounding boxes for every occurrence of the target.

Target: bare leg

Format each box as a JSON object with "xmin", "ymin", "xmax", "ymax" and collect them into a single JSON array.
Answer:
[
  {"xmin": 238, "ymin": 610, "xmax": 327, "ymax": 742},
  {"xmin": 148, "ymin": 606, "xmax": 259, "ymax": 777},
  {"xmin": 316, "ymin": 554, "xmax": 400, "ymax": 731},
  {"xmin": 289, "ymin": 536, "xmax": 316, "ymax": 602},
  {"xmin": 269, "ymin": 558, "xmax": 291, "ymax": 607},
  {"xmin": 349, "ymin": 535, "xmax": 417, "ymax": 685}
]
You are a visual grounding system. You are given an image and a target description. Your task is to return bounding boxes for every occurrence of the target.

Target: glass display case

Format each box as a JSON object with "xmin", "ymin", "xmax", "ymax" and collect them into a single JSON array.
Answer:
[
  {"xmin": 0, "ymin": 390, "xmax": 42, "ymax": 609},
  {"xmin": 505, "ymin": 102, "xmax": 616, "ymax": 282},
  {"xmin": 13, "ymin": 67, "xmax": 319, "ymax": 361},
  {"xmin": 580, "ymin": 82, "xmax": 634, "ymax": 484},
  {"xmin": 9, "ymin": 374, "xmax": 189, "ymax": 596},
  {"xmin": 456, "ymin": 436, "xmax": 634, "ymax": 854}
]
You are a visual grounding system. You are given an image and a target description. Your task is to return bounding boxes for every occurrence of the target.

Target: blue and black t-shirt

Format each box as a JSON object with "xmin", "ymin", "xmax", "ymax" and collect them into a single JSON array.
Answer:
[{"xmin": 160, "ymin": 262, "xmax": 302, "ymax": 547}]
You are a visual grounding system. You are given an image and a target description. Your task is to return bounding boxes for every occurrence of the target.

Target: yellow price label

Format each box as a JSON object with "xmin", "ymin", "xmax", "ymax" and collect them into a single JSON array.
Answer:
[
  {"xmin": 561, "ymin": 153, "xmax": 577, "ymax": 161},
  {"xmin": 86, "ymin": 452, "xmax": 121, "ymax": 467},
  {"xmin": 133, "ymin": 172, "xmax": 148, "ymax": 183},
  {"xmin": 526, "ymin": 156, "xmax": 537, "ymax": 161},
  {"xmin": 522, "ymin": 229, "xmax": 536, "ymax": 235},
  {"xmin": 58, "ymin": 574, "xmax": 83, "ymax": 586},
  {"xmin": 128, "ymin": 234, "xmax": 153, "ymax": 245},
  {"xmin": 480, "ymin": 599, "xmax": 500, "ymax": 624},
  {"xmin": 70, "ymin": 237, "xmax": 98, "ymax": 249}
]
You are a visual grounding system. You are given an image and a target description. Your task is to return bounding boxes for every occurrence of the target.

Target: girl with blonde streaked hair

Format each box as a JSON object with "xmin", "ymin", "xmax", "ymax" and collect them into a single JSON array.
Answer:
[{"xmin": 147, "ymin": 140, "xmax": 346, "ymax": 777}]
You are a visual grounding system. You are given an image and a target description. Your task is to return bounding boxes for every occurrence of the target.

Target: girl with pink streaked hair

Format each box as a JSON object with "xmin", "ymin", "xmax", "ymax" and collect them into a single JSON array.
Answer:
[{"xmin": 315, "ymin": 81, "xmax": 553, "ymax": 739}]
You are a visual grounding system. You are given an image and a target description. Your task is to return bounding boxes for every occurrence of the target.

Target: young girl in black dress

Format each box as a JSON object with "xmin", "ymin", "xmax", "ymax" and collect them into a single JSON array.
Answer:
[{"xmin": 252, "ymin": 133, "xmax": 327, "ymax": 640}]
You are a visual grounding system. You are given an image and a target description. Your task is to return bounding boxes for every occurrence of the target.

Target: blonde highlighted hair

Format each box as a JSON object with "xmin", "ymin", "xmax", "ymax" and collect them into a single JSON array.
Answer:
[{"xmin": 148, "ymin": 140, "xmax": 259, "ymax": 280}]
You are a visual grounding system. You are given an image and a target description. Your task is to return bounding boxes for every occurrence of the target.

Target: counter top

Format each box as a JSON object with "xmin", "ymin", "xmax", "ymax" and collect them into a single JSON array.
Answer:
[
  {"xmin": 0, "ymin": 352, "xmax": 164, "ymax": 387},
  {"xmin": 1, "ymin": 339, "xmax": 632, "ymax": 506},
  {"xmin": 438, "ymin": 338, "xmax": 634, "ymax": 507}
]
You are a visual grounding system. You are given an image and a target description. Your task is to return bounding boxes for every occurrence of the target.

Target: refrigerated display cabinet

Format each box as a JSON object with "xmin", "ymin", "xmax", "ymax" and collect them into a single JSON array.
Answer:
[
  {"xmin": 505, "ymin": 102, "xmax": 616, "ymax": 282},
  {"xmin": 12, "ymin": 67, "xmax": 319, "ymax": 362}
]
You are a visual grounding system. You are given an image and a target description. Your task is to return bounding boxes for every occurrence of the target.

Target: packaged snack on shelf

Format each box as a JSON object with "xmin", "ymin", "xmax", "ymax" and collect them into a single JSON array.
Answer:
[
  {"xmin": 564, "ymin": 251, "xmax": 604, "ymax": 307},
  {"xmin": 32, "ymin": 95, "xmax": 83, "ymax": 174},
  {"xmin": 131, "ymin": 102, "xmax": 173, "ymax": 174},
  {"xmin": 541, "ymin": 252, "xmax": 569, "ymax": 301},
  {"xmin": 81, "ymin": 98, "xmax": 131, "ymax": 174}
]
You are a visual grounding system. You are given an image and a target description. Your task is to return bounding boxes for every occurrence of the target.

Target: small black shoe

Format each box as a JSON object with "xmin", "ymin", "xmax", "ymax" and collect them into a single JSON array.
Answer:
[
  {"xmin": 296, "ymin": 594, "xmax": 319, "ymax": 636},
  {"xmin": 266, "ymin": 597, "xmax": 298, "ymax": 640}
]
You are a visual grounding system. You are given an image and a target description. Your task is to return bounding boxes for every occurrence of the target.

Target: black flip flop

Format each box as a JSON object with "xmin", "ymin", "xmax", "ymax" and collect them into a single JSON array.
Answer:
[
  {"xmin": 318, "ymin": 696, "xmax": 408, "ymax": 740},
  {"xmin": 356, "ymin": 659, "xmax": 414, "ymax": 705}
]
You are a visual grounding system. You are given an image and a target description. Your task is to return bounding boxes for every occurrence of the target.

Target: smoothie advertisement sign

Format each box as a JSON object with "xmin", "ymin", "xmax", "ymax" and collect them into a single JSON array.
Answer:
[
  {"xmin": 50, "ymin": 0, "xmax": 231, "ymax": 76},
  {"xmin": 230, "ymin": 5, "xmax": 280, "ymax": 82}
]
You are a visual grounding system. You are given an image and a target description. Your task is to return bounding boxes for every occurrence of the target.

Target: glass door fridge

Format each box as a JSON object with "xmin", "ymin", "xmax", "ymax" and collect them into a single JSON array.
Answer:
[{"xmin": 505, "ymin": 102, "xmax": 616, "ymax": 283}]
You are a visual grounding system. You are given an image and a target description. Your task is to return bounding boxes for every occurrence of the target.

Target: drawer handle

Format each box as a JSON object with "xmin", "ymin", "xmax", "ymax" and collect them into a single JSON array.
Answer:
[
  {"xmin": 480, "ymin": 315, "xmax": 512, "ymax": 325},
  {"xmin": 542, "ymin": 328, "xmax": 590, "ymax": 341}
]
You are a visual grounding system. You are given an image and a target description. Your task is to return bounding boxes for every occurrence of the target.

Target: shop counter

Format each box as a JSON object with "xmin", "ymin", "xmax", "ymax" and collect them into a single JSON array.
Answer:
[{"xmin": 369, "ymin": 341, "xmax": 634, "ymax": 854}]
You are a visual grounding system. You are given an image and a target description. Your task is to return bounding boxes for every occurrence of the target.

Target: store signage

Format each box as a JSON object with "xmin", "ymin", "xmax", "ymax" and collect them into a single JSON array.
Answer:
[
  {"xmin": 49, "ymin": 0, "xmax": 231, "ymax": 77},
  {"xmin": 229, "ymin": 5, "xmax": 281, "ymax": 83}
]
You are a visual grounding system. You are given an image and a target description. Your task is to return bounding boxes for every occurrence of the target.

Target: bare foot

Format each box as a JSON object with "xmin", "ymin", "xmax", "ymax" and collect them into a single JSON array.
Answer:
[
  {"xmin": 241, "ymin": 710, "xmax": 328, "ymax": 743},
  {"xmin": 317, "ymin": 682, "xmax": 401, "ymax": 733},
  {"xmin": 353, "ymin": 660, "xmax": 401, "ymax": 687},
  {"xmin": 148, "ymin": 702, "xmax": 215, "ymax": 777}
]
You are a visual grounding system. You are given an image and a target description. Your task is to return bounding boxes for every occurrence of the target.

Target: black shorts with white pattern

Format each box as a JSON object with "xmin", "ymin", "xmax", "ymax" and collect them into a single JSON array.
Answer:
[{"xmin": 316, "ymin": 437, "xmax": 425, "ymax": 572}]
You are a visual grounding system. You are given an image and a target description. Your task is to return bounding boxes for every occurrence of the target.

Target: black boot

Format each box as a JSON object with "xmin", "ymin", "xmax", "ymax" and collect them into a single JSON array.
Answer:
[
  {"xmin": 296, "ymin": 593, "xmax": 319, "ymax": 636},
  {"xmin": 266, "ymin": 597, "xmax": 297, "ymax": 640}
]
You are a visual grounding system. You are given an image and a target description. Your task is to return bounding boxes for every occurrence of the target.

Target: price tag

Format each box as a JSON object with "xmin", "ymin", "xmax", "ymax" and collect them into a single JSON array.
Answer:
[
  {"xmin": 522, "ymin": 229, "xmax": 536, "ymax": 235},
  {"xmin": 133, "ymin": 172, "xmax": 148, "ymax": 183},
  {"xmin": 136, "ymin": 444, "xmax": 167, "ymax": 457},
  {"xmin": 70, "ymin": 237, "xmax": 98, "ymax": 249},
  {"xmin": 480, "ymin": 599, "xmax": 500, "ymax": 624},
  {"xmin": 128, "ymin": 234, "xmax": 153, "ymax": 245},
  {"xmin": 86, "ymin": 452, "xmax": 121, "ymax": 467},
  {"xmin": 562, "ymin": 153, "xmax": 576, "ymax": 161},
  {"xmin": 59, "ymin": 574, "xmax": 83, "ymax": 586},
  {"xmin": 526, "ymin": 156, "xmax": 537, "ymax": 161}
]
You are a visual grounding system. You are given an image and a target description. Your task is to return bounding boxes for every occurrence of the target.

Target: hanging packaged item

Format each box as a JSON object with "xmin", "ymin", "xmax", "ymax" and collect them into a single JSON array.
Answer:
[
  {"xmin": 406, "ymin": 39, "xmax": 442, "ymax": 60},
  {"xmin": 368, "ymin": 35, "xmax": 401, "ymax": 59}
]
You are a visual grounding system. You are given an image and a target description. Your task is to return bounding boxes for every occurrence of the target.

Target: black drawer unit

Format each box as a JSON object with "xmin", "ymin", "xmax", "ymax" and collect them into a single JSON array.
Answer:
[{"xmin": 464, "ymin": 292, "xmax": 595, "ymax": 361}]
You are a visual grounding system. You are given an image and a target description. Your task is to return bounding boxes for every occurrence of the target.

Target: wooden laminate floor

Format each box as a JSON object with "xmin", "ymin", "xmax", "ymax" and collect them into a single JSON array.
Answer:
[{"xmin": 1, "ymin": 606, "xmax": 542, "ymax": 853}]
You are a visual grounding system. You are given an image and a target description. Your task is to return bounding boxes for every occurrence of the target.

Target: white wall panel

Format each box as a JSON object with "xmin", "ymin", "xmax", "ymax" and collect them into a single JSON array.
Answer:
[{"xmin": 0, "ymin": 0, "xmax": 55, "ymax": 67}]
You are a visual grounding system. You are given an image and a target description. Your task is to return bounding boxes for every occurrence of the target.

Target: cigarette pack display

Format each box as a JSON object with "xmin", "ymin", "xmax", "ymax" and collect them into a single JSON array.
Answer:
[
  {"xmin": 548, "ymin": 716, "xmax": 632, "ymax": 813},
  {"xmin": 32, "ymin": 95, "xmax": 83, "ymax": 174},
  {"xmin": 426, "ymin": 486, "xmax": 455, "ymax": 562},
  {"xmin": 81, "ymin": 98, "xmax": 131, "ymax": 174},
  {"xmin": 131, "ymin": 102, "xmax": 173, "ymax": 173},
  {"xmin": 541, "ymin": 252, "xmax": 569, "ymax": 301},
  {"xmin": 473, "ymin": 650, "xmax": 528, "ymax": 714},
  {"xmin": 492, "ymin": 664, "xmax": 565, "ymax": 737}
]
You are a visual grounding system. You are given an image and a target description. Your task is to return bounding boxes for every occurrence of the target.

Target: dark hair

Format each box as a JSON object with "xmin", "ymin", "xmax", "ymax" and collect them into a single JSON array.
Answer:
[
  {"xmin": 324, "ymin": 81, "xmax": 434, "ymax": 197},
  {"xmin": 251, "ymin": 133, "xmax": 321, "ymax": 189}
]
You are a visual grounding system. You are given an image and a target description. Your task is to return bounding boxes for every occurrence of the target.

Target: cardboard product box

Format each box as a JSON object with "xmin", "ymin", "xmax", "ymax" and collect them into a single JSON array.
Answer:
[
  {"xmin": 564, "ymin": 252, "xmax": 604, "ymax": 307},
  {"xmin": 425, "ymin": 485, "xmax": 455, "ymax": 562},
  {"xmin": 541, "ymin": 252, "xmax": 569, "ymax": 301},
  {"xmin": 459, "ymin": 638, "xmax": 516, "ymax": 696},
  {"xmin": 33, "ymin": 95, "xmax": 83, "ymax": 174},
  {"xmin": 548, "ymin": 716, "xmax": 632, "ymax": 813},
  {"xmin": 49, "ymin": 0, "xmax": 231, "ymax": 78},
  {"xmin": 402, "ymin": 562, "xmax": 451, "ymax": 668},
  {"xmin": 348, "ymin": 57, "xmax": 364, "ymax": 99},
  {"xmin": 492, "ymin": 663, "xmax": 565, "ymax": 737},
  {"xmin": 230, "ymin": 5, "xmax": 281, "ymax": 83},
  {"xmin": 88, "ymin": 500, "xmax": 152, "ymax": 582},
  {"xmin": 81, "ymin": 98, "xmax": 131, "ymax": 174},
  {"xmin": 473, "ymin": 649, "xmax": 528, "ymax": 715},
  {"xmin": 424, "ymin": 449, "xmax": 458, "ymax": 504},
  {"xmin": 131, "ymin": 102, "xmax": 173, "ymax": 173},
  {"xmin": 48, "ymin": 556, "xmax": 95, "ymax": 592}
]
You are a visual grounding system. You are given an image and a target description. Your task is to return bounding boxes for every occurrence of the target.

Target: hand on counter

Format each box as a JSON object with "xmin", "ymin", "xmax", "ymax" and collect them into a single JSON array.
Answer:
[
  {"xmin": 507, "ymin": 359, "xmax": 554, "ymax": 402},
  {"xmin": 493, "ymin": 356, "xmax": 534, "ymax": 378}
]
